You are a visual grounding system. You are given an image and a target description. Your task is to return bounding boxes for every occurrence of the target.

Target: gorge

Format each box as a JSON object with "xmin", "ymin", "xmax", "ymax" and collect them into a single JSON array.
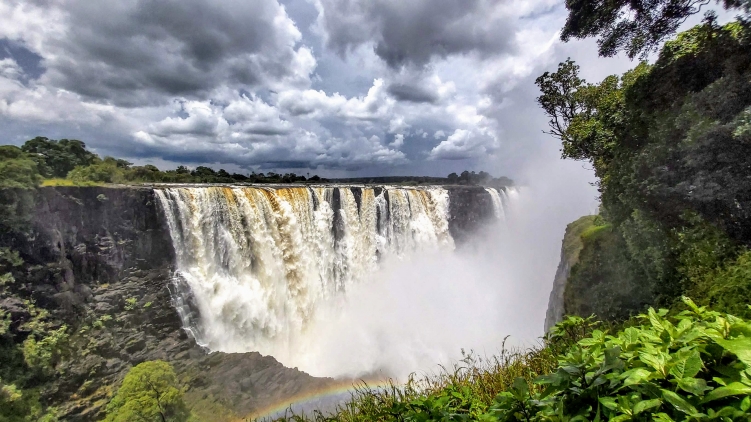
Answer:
[{"xmin": 12, "ymin": 184, "xmax": 515, "ymax": 419}]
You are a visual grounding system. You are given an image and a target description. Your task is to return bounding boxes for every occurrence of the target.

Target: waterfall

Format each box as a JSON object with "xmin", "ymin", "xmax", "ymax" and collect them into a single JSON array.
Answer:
[
  {"xmin": 155, "ymin": 185, "xmax": 456, "ymax": 360},
  {"xmin": 485, "ymin": 187, "xmax": 505, "ymax": 221}
]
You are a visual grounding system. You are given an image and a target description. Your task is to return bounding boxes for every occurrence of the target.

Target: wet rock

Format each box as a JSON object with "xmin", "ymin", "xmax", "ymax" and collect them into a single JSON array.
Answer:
[{"xmin": 9, "ymin": 185, "xmax": 500, "ymax": 421}]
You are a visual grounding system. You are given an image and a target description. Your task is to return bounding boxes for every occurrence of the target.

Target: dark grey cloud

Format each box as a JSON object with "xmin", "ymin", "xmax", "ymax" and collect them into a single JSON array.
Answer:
[
  {"xmin": 316, "ymin": 0, "xmax": 517, "ymax": 68},
  {"xmin": 386, "ymin": 83, "xmax": 439, "ymax": 103},
  {"xmin": 38, "ymin": 0, "xmax": 308, "ymax": 107}
]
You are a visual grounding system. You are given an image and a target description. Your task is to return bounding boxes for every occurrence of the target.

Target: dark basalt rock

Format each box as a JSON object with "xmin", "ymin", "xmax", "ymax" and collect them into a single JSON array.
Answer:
[
  {"xmin": 445, "ymin": 186, "xmax": 497, "ymax": 245},
  {"xmin": 13, "ymin": 187, "xmax": 334, "ymax": 420},
  {"xmin": 12, "ymin": 185, "xmax": 499, "ymax": 420}
]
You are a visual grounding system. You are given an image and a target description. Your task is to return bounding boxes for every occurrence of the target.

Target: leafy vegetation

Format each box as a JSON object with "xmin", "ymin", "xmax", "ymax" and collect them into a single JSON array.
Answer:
[
  {"xmin": 105, "ymin": 361, "xmax": 189, "ymax": 422},
  {"xmin": 262, "ymin": 299, "xmax": 751, "ymax": 421},
  {"xmin": 537, "ymin": 16, "xmax": 751, "ymax": 321},
  {"xmin": 560, "ymin": 0, "xmax": 748, "ymax": 58},
  {"xmin": 2, "ymin": 136, "xmax": 325, "ymax": 186},
  {"xmin": 0, "ymin": 299, "xmax": 65, "ymax": 421}
]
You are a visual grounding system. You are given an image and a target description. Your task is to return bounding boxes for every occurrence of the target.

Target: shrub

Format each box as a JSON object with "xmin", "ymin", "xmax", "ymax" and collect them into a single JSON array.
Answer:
[
  {"xmin": 494, "ymin": 297, "xmax": 751, "ymax": 421},
  {"xmin": 22, "ymin": 326, "xmax": 69, "ymax": 375},
  {"xmin": 105, "ymin": 360, "xmax": 189, "ymax": 422}
]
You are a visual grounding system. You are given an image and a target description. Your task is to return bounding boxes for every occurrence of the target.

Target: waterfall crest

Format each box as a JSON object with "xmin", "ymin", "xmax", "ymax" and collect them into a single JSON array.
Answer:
[{"xmin": 155, "ymin": 185, "xmax": 459, "ymax": 359}]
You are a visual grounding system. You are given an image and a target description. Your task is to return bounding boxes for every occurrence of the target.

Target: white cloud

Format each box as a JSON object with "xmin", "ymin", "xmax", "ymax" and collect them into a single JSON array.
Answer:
[{"xmin": 429, "ymin": 128, "xmax": 499, "ymax": 160}]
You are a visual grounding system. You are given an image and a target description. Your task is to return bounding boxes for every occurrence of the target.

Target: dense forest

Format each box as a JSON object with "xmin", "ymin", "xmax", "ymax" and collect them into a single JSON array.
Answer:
[{"xmin": 537, "ymin": 13, "xmax": 751, "ymax": 322}]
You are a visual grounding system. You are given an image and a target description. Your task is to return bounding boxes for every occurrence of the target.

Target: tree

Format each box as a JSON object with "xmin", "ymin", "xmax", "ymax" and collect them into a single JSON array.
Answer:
[
  {"xmin": 0, "ymin": 146, "xmax": 41, "ymax": 189},
  {"xmin": 21, "ymin": 137, "xmax": 97, "ymax": 178},
  {"xmin": 447, "ymin": 172, "xmax": 459, "ymax": 182},
  {"xmin": 459, "ymin": 170, "xmax": 470, "ymax": 184},
  {"xmin": 535, "ymin": 59, "xmax": 651, "ymax": 180},
  {"xmin": 560, "ymin": 0, "xmax": 747, "ymax": 58},
  {"xmin": 105, "ymin": 361, "xmax": 189, "ymax": 422},
  {"xmin": 67, "ymin": 160, "xmax": 123, "ymax": 183},
  {"xmin": 537, "ymin": 19, "xmax": 751, "ymax": 316}
]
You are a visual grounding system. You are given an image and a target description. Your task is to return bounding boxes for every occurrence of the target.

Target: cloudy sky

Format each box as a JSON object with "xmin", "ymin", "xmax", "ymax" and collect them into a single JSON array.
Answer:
[{"xmin": 0, "ymin": 0, "xmax": 729, "ymax": 178}]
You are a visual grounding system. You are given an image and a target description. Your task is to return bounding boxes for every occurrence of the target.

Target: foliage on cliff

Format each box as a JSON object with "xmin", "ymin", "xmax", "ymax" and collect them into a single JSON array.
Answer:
[
  {"xmin": 265, "ymin": 299, "xmax": 751, "ymax": 421},
  {"xmin": 7, "ymin": 136, "xmax": 323, "ymax": 185},
  {"xmin": 538, "ymin": 15, "xmax": 751, "ymax": 321},
  {"xmin": 105, "ymin": 361, "xmax": 189, "ymax": 422}
]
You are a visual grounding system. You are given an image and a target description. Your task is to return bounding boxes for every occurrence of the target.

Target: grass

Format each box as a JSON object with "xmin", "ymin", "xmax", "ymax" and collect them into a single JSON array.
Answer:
[
  {"xmin": 561, "ymin": 215, "xmax": 602, "ymax": 267},
  {"xmin": 579, "ymin": 223, "xmax": 611, "ymax": 242},
  {"xmin": 40, "ymin": 178, "xmax": 105, "ymax": 187},
  {"xmin": 256, "ymin": 344, "xmax": 560, "ymax": 422}
]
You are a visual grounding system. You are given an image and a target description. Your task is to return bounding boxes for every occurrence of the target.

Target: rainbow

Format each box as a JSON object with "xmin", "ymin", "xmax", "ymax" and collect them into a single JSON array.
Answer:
[{"xmin": 248, "ymin": 377, "xmax": 398, "ymax": 421}]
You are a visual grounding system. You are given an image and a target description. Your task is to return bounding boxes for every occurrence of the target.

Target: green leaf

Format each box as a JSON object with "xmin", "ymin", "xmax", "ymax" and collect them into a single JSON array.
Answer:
[
  {"xmin": 715, "ymin": 337, "xmax": 751, "ymax": 368},
  {"xmin": 535, "ymin": 372, "xmax": 563, "ymax": 386},
  {"xmin": 653, "ymin": 413, "xmax": 676, "ymax": 422},
  {"xmin": 640, "ymin": 351, "xmax": 668, "ymax": 376},
  {"xmin": 603, "ymin": 346, "xmax": 622, "ymax": 370},
  {"xmin": 682, "ymin": 296, "xmax": 699, "ymax": 312},
  {"xmin": 669, "ymin": 351, "xmax": 702, "ymax": 379},
  {"xmin": 701, "ymin": 382, "xmax": 751, "ymax": 403},
  {"xmin": 621, "ymin": 368, "xmax": 652, "ymax": 386},
  {"xmin": 713, "ymin": 377, "xmax": 727, "ymax": 386},
  {"xmin": 649, "ymin": 308, "xmax": 666, "ymax": 333},
  {"xmin": 511, "ymin": 377, "xmax": 529, "ymax": 400},
  {"xmin": 633, "ymin": 398, "xmax": 662, "ymax": 414},
  {"xmin": 598, "ymin": 396, "xmax": 617, "ymax": 410},
  {"xmin": 661, "ymin": 389, "xmax": 698, "ymax": 415},
  {"xmin": 622, "ymin": 327, "xmax": 640, "ymax": 345},
  {"xmin": 741, "ymin": 396, "xmax": 750, "ymax": 412},
  {"xmin": 677, "ymin": 378, "xmax": 710, "ymax": 396}
]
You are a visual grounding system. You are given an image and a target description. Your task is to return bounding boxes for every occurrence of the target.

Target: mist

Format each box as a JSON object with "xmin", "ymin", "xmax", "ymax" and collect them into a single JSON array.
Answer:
[{"xmin": 281, "ymin": 152, "xmax": 599, "ymax": 380}]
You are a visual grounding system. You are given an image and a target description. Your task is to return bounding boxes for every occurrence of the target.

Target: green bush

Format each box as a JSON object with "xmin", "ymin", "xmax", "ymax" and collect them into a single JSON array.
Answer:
[
  {"xmin": 564, "ymin": 224, "xmax": 652, "ymax": 322},
  {"xmin": 693, "ymin": 251, "xmax": 751, "ymax": 320},
  {"xmin": 67, "ymin": 161, "xmax": 124, "ymax": 184},
  {"xmin": 22, "ymin": 326, "xmax": 69, "ymax": 375},
  {"xmin": 105, "ymin": 360, "xmax": 189, "ymax": 422},
  {"xmin": 494, "ymin": 297, "xmax": 751, "ymax": 421}
]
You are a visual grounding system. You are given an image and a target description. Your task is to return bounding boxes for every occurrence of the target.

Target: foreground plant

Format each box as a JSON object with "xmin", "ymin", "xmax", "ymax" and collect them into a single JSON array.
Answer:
[{"xmin": 494, "ymin": 297, "xmax": 751, "ymax": 421}]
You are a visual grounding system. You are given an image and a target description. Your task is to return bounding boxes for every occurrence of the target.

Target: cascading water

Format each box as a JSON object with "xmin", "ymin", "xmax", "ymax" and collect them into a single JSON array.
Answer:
[
  {"xmin": 485, "ymin": 188, "xmax": 505, "ymax": 221},
  {"xmin": 155, "ymin": 185, "xmax": 474, "ymax": 368}
]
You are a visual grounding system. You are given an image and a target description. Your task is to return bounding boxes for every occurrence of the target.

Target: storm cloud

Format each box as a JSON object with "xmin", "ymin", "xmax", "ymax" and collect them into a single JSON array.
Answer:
[
  {"xmin": 314, "ymin": 0, "xmax": 518, "ymax": 68},
  {"xmin": 0, "ymin": 0, "xmax": 644, "ymax": 176}
]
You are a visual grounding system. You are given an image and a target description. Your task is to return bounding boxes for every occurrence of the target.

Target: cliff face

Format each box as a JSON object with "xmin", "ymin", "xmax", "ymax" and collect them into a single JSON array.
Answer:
[
  {"xmin": 8, "ymin": 187, "xmax": 333, "ymax": 421},
  {"xmin": 8, "ymin": 185, "xmax": 497, "ymax": 420},
  {"xmin": 446, "ymin": 186, "xmax": 497, "ymax": 244},
  {"xmin": 544, "ymin": 215, "xmax": 600, "ymax": 332}
]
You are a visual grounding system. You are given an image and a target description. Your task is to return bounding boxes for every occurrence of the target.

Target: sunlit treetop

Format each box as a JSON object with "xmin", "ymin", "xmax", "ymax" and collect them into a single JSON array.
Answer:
[{"xmin": 560, "ymin": 0, "xmax": 749, "ymax": 58}]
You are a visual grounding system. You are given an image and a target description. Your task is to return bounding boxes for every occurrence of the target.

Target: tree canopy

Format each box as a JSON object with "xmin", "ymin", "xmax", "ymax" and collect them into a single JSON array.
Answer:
[
  {"xmin": 105, "ymin": 360, "xmax": 189, "ymax": 422},
  {"xmin": 538, "ymin": 18, "xmax": 751, "ymax": 319},
  {"xmin": 561, "ymin": 0, "xmax": 748, "ymax": 58},
  {"xmin": 21, "ymin": 137, "xmax": 97, "ymax": 178}
]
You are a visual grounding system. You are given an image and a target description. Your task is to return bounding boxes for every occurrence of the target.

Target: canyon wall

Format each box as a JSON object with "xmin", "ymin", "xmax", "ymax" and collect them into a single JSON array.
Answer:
[{"xmin": 11, "ymin": 184, "xmax": 498, "ymax": 420}]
